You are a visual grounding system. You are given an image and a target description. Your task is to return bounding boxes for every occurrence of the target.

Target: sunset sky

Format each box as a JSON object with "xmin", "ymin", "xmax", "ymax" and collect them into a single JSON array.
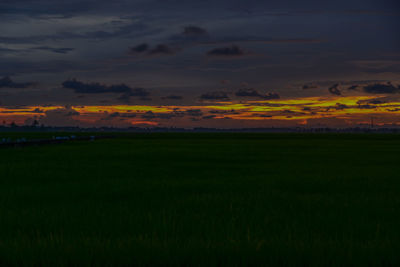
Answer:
[{"xmin": 0, "ymin": 0, "xmax": 399, "ymax": 128}]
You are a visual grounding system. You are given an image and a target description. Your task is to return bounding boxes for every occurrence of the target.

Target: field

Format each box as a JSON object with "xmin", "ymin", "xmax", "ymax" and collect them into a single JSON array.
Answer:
[{"xmin": 0, "ymin": 133, "xmax": 399, "ymax": 266}]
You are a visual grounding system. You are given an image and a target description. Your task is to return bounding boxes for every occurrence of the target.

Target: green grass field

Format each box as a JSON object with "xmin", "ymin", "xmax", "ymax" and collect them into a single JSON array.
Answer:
[{"xmin": 0, "ymin": 133, "xmax": 399, "ymax": 266}]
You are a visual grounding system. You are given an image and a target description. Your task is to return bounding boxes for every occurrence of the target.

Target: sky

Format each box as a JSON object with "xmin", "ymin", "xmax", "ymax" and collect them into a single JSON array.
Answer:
[{"xmin": 0, "ymin": 0, "xmax": 399, "ymax": 128}]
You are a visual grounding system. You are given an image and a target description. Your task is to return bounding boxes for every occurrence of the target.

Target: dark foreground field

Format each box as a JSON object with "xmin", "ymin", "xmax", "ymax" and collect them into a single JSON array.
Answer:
[{"xmin": 0, "ymin": 133, "xmax": 399, "ymax": 266}]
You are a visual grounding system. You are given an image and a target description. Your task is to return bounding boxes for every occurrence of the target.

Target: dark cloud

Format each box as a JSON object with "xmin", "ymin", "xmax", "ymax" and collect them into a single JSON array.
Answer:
[
  {"xmin": 0, "ymin": 20, "xmax": 159, "ymax": 45},
  {"xmin": 130, "ymin": 43, "xmax": 149, "ymax": 53},
  {"xmin": 118, "ymin": 88, "xmax": 151, "ymax": 103},
  {"xmin": 103, "ymin": 112, "xmax": 137, "ymax": 120},
  {"xmin": 65, "ymin": 110, "xmax": 80, "ymax": 116},
  {"xmin": 33, "ymin": 108, "xmax": 45, "ymax": 113},
  {"xmin": 235, "ymin": 88, "xmax": 261, "ymax": 97},
  {"xmin": 124, "ymin": 112, "xmax": 139, "ymax": 119},
  {"xmin": 202, "ymin": 38, "xmax": 326, "ymax": 46},
  {"xmin": 334, "ymin": 103, "xmax": 348, "ymax": 110},
  {"xmin": 33, "ymin": 46, "xmax": 74, "ymax": 54},
  {"xmin": 162, "ymin": 95, "xmax": 183, "ymax": 100},
  {"xmin": 183, "ymin": 26, "xmax": 208, "ymax": 36},
  {"xmin": 235, "ymin": 88, "xmax": 280, "ymax": 100},
  {"xmin": 263, "ymin": 92, "xmax": 280, "ymax": 100},
  {"xmin": 39, "ymin": 106, "xmax": 81, "ymax": 126},
  {"xmin": 119, "ymin": 113, "xmax": 137, "ymax": 118},
  {"xmin": 302, "ymin": 83, "xmax": 319, "ymax": 90},
  {"xmin": 141, "ymin": 111, "xmax": 175, "ymax": 120},
  {"xmin": 328, "ymin": 84, "xmax": 341, "ymax": 96},
  {"xmin": 282, "ymin": 110, "xmax": 297, "ymax": 114},
  {"xmin": 108, "ymin": 112, "xmax": 122, "ymax": 118},
  {"xmin": 348, "ymin": 85, "xmax": 359, "ymax": 90},
  {"xmin": 101, "ymin": 111, "xmax": 135, "ymax": 121},
  {"xmin": 261, "ymin": 114, "xmax": 273, "ymax": 118},
  {"xmin": 62, "ymin": 79, "xmax": 150, "ymax": 104},
  {"xmin": 130, "ymin": 43, "xmax": 177, "ymax": 57},
  {"xmin": 209, "ymin": 109, "xmax": 240, "ymax": 115},
  {"xmin": 368, "ymin": 100, "xmax": 385, "ymax": 104},
  {"xmin": 169, "ymin": 25, "xmax": 209, "ymax": 43},
  {"xmin": 50, "ymin": 106, "xmax": 80, "ymax": 117},
  {"xmin": 207, "ymin": 45, "xmax": 245, "ymax": 57},
  {"xmin": 363, "ymin": 83, "xmax": 399, "ymax": 94},
  {"xmin": 128, "ymin": 88, "xmax": 150, "ymax": 97},
  {"xmin": 200, "ymin": 91, "xmax": 230, "ymax": 100},
  {"xmin": 186, "ymin": 109, "xmax": 203, "ymax": 117},
  {"xmin": 62, "ymin": 79, "xmax": 132, "ymax": 94},
  {"xmin": 141, "ymin": 111, "xmax": 156, "ymax": 119},
  {"xmin": 357, "ymin": 99, "xmax": 385, "ymax": 105},
  {"xmin": 148, "ymin": 44, "xmax": 175, "ymax": 55},
  {"xmin": 357, "ymin": 104, "xmax": 377, "ymax": 109},
  {"xmin": 0, "ymin": 76, "xmax": 35, "ymax": 88},
  {"xmin": 140, "ymin": 108, "xmax": 205, "ymax": 120},
  {"xmin": 202, "ymin": 115, "xmax": 216, "ymax": 119}
]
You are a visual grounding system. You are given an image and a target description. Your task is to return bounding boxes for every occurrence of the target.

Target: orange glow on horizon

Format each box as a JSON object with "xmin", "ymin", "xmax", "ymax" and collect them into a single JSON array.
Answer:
[{"xmin": 1, "ymin": 95, "xmax": 399, "ymax": 126}]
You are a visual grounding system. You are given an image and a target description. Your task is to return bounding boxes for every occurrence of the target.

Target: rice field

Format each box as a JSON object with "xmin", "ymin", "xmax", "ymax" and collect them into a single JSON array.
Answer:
[{"xmin": 0, "ymin": 133, "xmax": 399, "ymax": 266}]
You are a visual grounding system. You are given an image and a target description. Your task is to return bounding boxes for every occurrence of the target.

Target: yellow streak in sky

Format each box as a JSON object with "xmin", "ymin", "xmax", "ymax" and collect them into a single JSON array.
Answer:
[{"xmin": 1, "ymin": 95, "xmax": 400, "ymax": 124}]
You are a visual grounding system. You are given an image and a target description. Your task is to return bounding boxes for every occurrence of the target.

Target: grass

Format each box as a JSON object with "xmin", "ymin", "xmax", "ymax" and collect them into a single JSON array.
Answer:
[{"xmin": 0, "ymin": 133, "xmax": 399, "ymax": 266}]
